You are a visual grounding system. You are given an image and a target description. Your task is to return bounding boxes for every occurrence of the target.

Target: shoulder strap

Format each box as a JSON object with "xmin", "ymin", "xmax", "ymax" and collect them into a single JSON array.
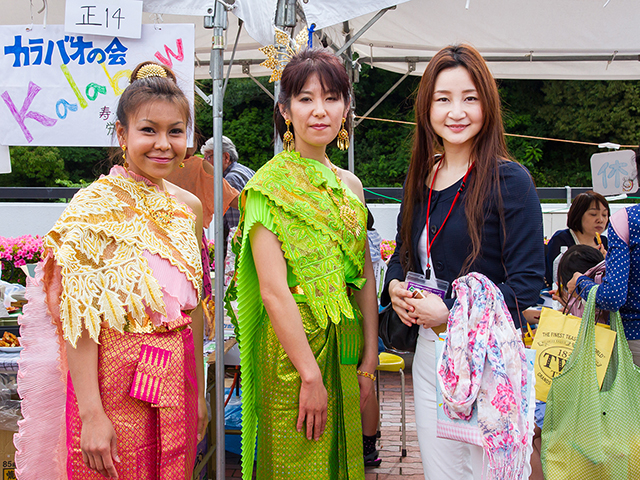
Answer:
[{"xmin": 610, "ymin": 207, "xmax": 629, "ymax": 245}]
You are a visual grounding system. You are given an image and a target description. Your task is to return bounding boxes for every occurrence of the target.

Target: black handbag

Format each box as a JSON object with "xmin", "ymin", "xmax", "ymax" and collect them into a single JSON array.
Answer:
[{"xmin": 378, "ymin": 303, "xmax": 418, "ymax": 353}]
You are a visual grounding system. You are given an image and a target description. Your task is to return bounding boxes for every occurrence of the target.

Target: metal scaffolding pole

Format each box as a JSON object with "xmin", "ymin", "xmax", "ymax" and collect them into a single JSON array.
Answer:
[
  {"xmin": 273, "ymin": 0, "xmax": 295, "ymax": 155},
  {"xmin": 210, "ymin": 1, "xmax": 227, "ymax": 477}
]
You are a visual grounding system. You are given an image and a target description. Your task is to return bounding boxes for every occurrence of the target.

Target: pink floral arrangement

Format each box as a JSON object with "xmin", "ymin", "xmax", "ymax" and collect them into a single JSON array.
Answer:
[
  {"xmin": 0, "ymin": 235, "xmax": 44, "ymax": 285},
  {"xmin": 380, "ymin": 240, "xmax": 396, "ymax": 262}
]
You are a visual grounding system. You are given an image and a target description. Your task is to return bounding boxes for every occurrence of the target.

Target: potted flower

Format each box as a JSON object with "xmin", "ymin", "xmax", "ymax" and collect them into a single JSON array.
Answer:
[{"xmin": 0, "ymin": 236, "xmax": 44, "ymax": 286}]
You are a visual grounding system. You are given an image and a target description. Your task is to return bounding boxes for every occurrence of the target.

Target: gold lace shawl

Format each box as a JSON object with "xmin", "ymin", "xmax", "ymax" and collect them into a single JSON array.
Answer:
[{"xmin": 45, "ymin": 172, "xmax": 203, "ymax": 347}]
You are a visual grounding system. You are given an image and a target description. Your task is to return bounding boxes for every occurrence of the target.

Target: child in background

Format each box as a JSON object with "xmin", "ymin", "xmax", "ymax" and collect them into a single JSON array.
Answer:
[{"xmin": 556, "ymin": 244, "xmax": 605, "ymax": 317}]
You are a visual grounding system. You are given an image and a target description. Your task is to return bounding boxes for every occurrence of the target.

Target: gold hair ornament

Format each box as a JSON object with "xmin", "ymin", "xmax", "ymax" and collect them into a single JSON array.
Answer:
[
  {"xmin": 283, "ymin": 119, "xmax": 295, "ymax": 152},
  {"xmin": 136, "ymin": 64, "xmax": 167, "ymax": 80},
  {"xmin": 337, "ymin": 118, "xmax": 349, "ymax": 151},
  {"xmin": 259, "ymin": 28, "xmax": 309, "ymax": 82}
]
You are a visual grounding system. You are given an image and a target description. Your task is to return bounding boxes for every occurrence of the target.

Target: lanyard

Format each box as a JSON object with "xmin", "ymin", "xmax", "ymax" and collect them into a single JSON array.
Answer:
[{"xmin": 424, "ymin": 161, "xmax": 474, "ymax": 279}]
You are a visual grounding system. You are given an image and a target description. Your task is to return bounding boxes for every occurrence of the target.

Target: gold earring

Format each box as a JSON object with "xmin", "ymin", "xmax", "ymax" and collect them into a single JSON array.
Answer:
[
  {"xmin": 337, "ymin": 118, "xmax": 349, "ymax": 151},
  {"xmin": 122, "ymin": 145, "xmax": 129, "ymax": 168},
  {"xmin": 283, "ymin": 119, "xmax": 295, "ymax": 152},
  {"xmin": 179, "ymin": 161, "xmax": 185, "ymax": 168}
]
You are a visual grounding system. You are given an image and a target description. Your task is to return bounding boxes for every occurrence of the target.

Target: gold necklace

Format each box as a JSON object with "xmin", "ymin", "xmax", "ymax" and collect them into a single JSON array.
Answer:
[
  {"xmin": 135, "ymin": 182, "xmax": 175, "ymax": 229},
  {"xmin": 327, "ymin": 162, "xmax": 362, "ymax": 238}
]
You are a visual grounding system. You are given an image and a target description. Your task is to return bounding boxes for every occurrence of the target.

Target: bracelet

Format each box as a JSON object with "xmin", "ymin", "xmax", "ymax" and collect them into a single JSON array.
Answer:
[{"xmin": 357, "ymin": 370, "xmax": 376, "ymax": 381}]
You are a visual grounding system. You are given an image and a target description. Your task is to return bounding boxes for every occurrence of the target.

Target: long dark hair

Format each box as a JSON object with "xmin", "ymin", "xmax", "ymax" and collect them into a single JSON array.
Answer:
[
  {"xmin": 274, "ymin": 49, "xmax": 351, "ymax": 141},
  {"xmin": 400, "ymin": 44, "xmax": 513, "ymax": 273}
]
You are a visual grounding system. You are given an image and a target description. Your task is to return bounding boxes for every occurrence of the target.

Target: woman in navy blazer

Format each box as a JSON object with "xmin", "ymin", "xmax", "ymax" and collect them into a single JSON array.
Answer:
[{"xmin": 381, "ymin": 44, "xmax": 545, "ymax": 479}]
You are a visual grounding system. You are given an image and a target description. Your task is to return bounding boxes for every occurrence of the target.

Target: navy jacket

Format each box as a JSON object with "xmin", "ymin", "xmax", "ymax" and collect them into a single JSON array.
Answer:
[{"xmin": 382, "ymin": 161, "xmax": 545, "ymax": 329}]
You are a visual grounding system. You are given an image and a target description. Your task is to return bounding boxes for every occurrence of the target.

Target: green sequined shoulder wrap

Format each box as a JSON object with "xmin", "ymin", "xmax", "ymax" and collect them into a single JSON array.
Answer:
[{"xmin": 245, "ymin": 151, "xmax": 366, "ymax": 325}]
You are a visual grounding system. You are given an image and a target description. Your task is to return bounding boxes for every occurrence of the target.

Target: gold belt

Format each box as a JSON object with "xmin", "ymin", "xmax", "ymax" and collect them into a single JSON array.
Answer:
[{"xmin": 289, "ymin": 285, "xmax": 354, "ymax": 296}]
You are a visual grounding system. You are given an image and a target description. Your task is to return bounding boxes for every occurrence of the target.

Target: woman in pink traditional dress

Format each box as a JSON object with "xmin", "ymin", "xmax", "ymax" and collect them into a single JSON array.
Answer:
[{"xmin": 14, "ymin": 61, "xmax": 207, "ymax": 480}]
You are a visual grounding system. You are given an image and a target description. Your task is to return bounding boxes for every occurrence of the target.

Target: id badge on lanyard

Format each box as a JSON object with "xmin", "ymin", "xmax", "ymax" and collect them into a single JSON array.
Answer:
[{"xmin": 405, "ymin": 271, "xmax": 449, "ymax": 299}]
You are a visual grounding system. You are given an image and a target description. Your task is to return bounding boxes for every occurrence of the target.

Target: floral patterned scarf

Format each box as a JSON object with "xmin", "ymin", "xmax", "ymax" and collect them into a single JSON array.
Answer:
[{"xmin": 438, "ymin": 273, "xmax": 529, "ymax": 479}]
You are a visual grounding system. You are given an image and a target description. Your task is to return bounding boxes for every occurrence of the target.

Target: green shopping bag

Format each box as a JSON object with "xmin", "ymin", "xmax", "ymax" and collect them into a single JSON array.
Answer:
[{"xmin": 541, "ymin": 287, "xmax": 640, "ymax": 479}]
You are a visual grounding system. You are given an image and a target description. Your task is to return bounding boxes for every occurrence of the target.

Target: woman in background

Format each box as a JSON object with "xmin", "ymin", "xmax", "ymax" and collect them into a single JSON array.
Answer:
[
  {"xmin": 382, "ymin": 44, "xmax": 544, "ymax": 479},
  {"xmin": 16, "ymin": 61, "xmax": 207, "ymax": 480},
  {"xmin": 545, "ymin": 191, "xmax": 609, "ymax": 287}
]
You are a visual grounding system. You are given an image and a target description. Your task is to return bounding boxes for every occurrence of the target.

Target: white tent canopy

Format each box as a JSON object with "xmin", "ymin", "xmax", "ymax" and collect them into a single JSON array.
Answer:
[
  {"xmin": 4, "ymin": 0, "xmax": 640, "ymax": 80},
  {"xmin": 3, "ymin": 1, "xmax": 640, "ymax": 478},
  {"xmin": 321, "ymin": 0, "xmax": 640, "ymax": 80}
]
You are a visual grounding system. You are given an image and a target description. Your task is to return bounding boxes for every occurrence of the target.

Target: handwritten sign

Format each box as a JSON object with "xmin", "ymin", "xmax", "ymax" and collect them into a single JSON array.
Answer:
[
  {"xmin": 591, "ymin": 149, "xmax": 638, "ymax": 196},
  {"xmin": 65, "ymin": 0, "xmax": 143, "ymax": 39},
  {"xmin": 0, "ymin": 24, "xmax": 194, "ymax": 147}
]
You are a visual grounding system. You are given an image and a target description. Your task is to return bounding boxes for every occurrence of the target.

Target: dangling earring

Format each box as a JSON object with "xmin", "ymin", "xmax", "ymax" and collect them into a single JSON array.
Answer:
[
  {"xmin": 122, "ymin": 145, "xmax": 128, "ymax": 168},
  {"xmin": 179, "ymin": 161, "xmax": 185, "ymax": 168},
  {"xmin": 337, "ymin": 118, "xmax": 349, "ymax": 151},
  {"xmin": 283, "ymin": 119, "xmax": 295, "ymax": 152}
]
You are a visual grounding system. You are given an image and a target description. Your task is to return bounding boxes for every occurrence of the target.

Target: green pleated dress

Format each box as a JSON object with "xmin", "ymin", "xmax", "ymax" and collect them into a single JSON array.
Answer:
[{"xmin": 227, "ymin": 152, "xmax": 367, "ymax": 480}]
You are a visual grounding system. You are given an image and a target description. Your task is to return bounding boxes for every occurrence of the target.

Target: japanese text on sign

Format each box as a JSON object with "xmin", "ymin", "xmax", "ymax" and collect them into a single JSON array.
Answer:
[
  {"xmin": 64, "ymin": 0, "xmax": 143, "ymax": 39},
  {"xmin": 591, "ymin": 150, "xmax": 638, "ymax": 196},
  {"xmin": 0, "ymin": 24, "xmax": 194, "ymax": 147}
]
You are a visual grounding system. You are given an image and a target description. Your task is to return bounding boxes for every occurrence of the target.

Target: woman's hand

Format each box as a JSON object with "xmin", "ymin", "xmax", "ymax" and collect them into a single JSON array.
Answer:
[
  {"xmin": 297, "ymin": 375, "xmax": 328, "ymax": 441},
  {"xmin": 522, "ymin": 307, "xmax": 542, "ymax": 324},
  {"xmin": 597, "ymin": 243, "xmax": 607, "ymax": 258},
  {"xmin": 197, "ymin": 394, "xmax": 208, "ymax": 442},
  {"xmin": 388, "ymin": 280, "xmax": 416, "ymax": 327},
  {"xmin": 406, "ymin": 293, "xmax": 449, "ymax": 329},
  {"xmin": 80, "ymin": 411, "xmax": 119, "ymax": 479}
]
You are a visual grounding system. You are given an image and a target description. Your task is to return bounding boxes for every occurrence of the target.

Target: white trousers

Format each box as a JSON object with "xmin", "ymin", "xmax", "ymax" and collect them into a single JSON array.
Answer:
[
  {"xmin": 413, "ymin": 334, "xmax": 533, "ymax": 480},
  {"xmin": 413, "ymin": 334, "xmax": 487, "ymax": 479}
]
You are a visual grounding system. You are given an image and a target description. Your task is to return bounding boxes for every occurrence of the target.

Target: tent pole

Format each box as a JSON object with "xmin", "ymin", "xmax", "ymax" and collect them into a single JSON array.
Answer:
[
  {"xmin": 354, "ymin": 63, "xmax": 415, "ymax": 128},
  {"xmin": 273, "ymin": 0, "xmax": 295, "ymax": 155},
  {"xmin": 343, "ymin": 21, "xmax": 355, "ymax": 173},
  {"xmin": 335, "ymin": 6, "xmax": 395, "ymax": 57},
  {"xmin": 211, "ymin": 1, "xmax": 227, "ymax": 478}
]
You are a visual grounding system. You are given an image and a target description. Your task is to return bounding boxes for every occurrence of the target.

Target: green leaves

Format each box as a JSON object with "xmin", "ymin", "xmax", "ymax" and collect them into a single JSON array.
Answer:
[{"xmin": 1, "ymin": 146, "xmax": 67, "ymax": 187}]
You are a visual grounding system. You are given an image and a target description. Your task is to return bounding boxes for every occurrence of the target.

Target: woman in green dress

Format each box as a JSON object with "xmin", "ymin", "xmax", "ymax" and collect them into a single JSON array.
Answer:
[{"xmin": 227, "ymin": 48, "xmax": 380, "ymax": 479}]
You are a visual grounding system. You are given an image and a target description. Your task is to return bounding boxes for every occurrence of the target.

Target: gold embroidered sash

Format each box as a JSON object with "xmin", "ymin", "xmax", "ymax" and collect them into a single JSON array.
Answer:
[{"xmin": 45, "ymin": 172, "xmax": 203, "ymax": 347}]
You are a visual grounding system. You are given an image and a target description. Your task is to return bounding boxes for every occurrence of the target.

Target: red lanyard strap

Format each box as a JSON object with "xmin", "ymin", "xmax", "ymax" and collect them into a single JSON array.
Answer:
[{"xmin": 425, "ymin": 161, "xmax": 474, "ymax": 279}]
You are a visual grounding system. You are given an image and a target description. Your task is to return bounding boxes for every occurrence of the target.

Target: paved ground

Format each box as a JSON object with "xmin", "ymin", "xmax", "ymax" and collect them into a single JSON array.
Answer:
[{"xmin": 224, "ymin": 367, "xmax": 424, "ymax": 479}]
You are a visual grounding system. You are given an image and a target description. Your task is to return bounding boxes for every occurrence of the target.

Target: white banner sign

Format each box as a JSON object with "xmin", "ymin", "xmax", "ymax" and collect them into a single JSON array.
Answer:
[
  {"xmin": 0, "ymin": 145, "xmax": 10, "ymax": 174},
  {"xmin": 65, "ymin": 0, "xmax": 144, "ymax": 39},
  {"xmin": 590, "ymin": 150, "xmax": 639, "ymax": 196},
  {"xmin": 0, "ymin": 24, "xmax": 194, "ymax": 147}
]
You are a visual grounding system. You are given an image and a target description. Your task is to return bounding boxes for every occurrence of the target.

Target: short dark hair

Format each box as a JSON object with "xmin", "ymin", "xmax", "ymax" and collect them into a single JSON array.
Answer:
[
  {"xmin": 566, "ymin": 191, "xmax": 610, "ymax": 233},
  {"xmin": 557, "ymin": 244, "xmax": 604, "ymax": 291},
  {"xmin": 274, "ymin": 49, "xmax": 351, "ymax": 142}
]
